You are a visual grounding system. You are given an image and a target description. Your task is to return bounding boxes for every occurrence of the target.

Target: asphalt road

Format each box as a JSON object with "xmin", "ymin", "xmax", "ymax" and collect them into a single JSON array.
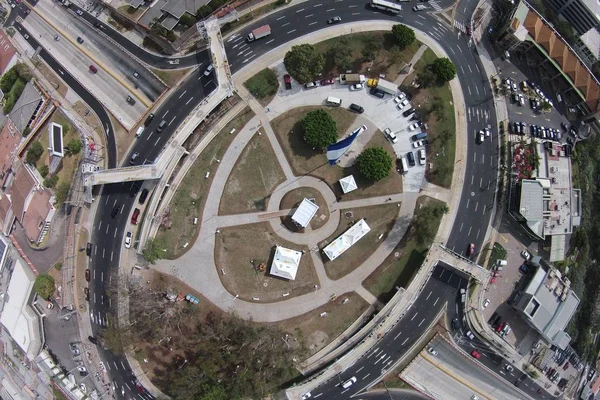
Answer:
[{"xmin": 304, "ymin": 263, "xmax": 467, "ymax": 399}]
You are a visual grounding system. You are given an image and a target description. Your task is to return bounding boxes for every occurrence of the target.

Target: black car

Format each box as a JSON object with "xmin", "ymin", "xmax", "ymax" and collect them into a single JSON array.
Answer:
[
  {"xmin": 139, "ymin": 188, "xmax": 149, "ymax": 204},
  {"xmin": 126, "ymin": 95, "xmax": 136, "ymax": 105},
  {"xmin": 86, "ymin": 242, "xmax": 92, "ymax": 256},
  {"xmin": 76, "ymin": 37, "xmax": 84, "ymax": 44},
  {"xmin": 403, "ymin": 107, "xmax": 415, "ymax": 117},
  {"xmin": 327, "ymin": 16, "xmax": 342, "ymax": 24},
  {"xmin": 111, "ymin": 205, "xmax": 120, "ymax": 218},
  {"xmin": 349, "ymin": 103, "xmax": 364, "ymax": 113},
  {"xmin": 560, "ymin": 122, "xmax": 568, "ymax": 132},
  {"xmin": 144, "ymin": 113, "xmax": 155, "ymax": 126},
  {"xmin": 406, "ymin": 151, "xmax": 415, "ymax": 166},
  {"xmin": 409, "ymin": 113, "xmax": 420, "ymax": 122},
  {"xmin": 370, "ymin": 87, "xmax": 385, "ymax": 98},
  {"xmin": 88, "ymin": 336, "xmax": 99, "ymax": 345}
]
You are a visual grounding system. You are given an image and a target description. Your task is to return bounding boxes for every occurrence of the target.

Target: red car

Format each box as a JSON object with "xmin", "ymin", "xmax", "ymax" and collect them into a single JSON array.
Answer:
[
  {"xmin": 467, "ymin": 243, "xmax": 475, "ymax": 256},
  {"xmin": 563, "ymin": 362, "xmax": 569, "ymax": 370},
  {"xmin": 320, "ymin": 78, "xmax": 335, "ymax": 86},
  {"xmin": 471, "ymin": 350, "xmax": 481, "ymax": 359},
  {"xmin": 284, "ymin": 74, "xmax": 292, "ymax": 90},
  {"xmin": 495, "ymin": 322, "xmax": 504, "ymax": 333},
  {"xmin": 490, "ymin": 277, "xmax": 497, "ymax": 284},
  {"xmin": 131, "ymin": 208, "xmax": 140, "ymax": 225}
]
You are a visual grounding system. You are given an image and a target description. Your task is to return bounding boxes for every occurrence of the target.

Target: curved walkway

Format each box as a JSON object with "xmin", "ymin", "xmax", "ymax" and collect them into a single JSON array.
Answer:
[{"xmin": 152, "ymin": 23, "xmax": 464, "ymax": 323}]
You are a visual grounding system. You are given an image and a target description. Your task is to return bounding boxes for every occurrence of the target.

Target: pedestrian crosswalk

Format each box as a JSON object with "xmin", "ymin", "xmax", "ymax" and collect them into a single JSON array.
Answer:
[
  {"xmin": 454, "ymin": 20, "xmax": 468, "ymax": 34},
  {"xmin": 429, "ymin": 1, "xmax": 442, "ymax": 11}
]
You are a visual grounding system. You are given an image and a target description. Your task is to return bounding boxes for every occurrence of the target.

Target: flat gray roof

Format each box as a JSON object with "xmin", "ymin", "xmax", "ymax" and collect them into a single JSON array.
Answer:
[
  {"xmin": 161, "ymin": 0, "xmax": 207, "ymax": 19},
  {"xmin": 520, "ymin": 179, "xmax": 544, "ymax": 236}
]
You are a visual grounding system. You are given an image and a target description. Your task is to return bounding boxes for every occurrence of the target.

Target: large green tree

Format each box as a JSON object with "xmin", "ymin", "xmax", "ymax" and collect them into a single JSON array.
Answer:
[
  {"xmin": 302, "ymin": 109, "xmax": 338, "ymax": 150},
  {"xmin": 283, "ymin": 44, "xmax": 324, "ymax": 83},
  {"xmin": 413, "ymin": 203, "xmax": 449, "ymax": 244},
  {"xmin": 26, "ymin": 141, "xmax": 44, "ymax": 165},
  {"xmin": 391, "ymin": 24, "xmax": 416, "ymax": 50},
  {"xmin": 357, "ymin": 147, "xmax": 393, "ymax": 181},
  {"xmin": 431, "ymin": 58, "xmax": 457, "ymax": 83},
  {"xmin": 34, "ymin": 274, "xmax": 55, "ymax": 299},
  {"xmin": 142, "ymin": 237, "xmax": 165, "ymax": 264}
]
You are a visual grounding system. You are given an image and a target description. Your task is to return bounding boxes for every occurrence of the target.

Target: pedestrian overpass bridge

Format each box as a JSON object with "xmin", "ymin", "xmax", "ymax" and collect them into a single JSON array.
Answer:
[{"xmin": 82, "ymin": 17, "xmax": 233, "ymax": 191}]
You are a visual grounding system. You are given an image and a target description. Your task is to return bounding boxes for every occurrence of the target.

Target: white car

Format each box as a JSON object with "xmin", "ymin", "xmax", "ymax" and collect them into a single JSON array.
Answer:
[
  {"xmin": 427, "ymin": 347, "xmax": 438, "ymax": 356},
  {"xmin": 99, "ymin": 362, "xmax": 106, "ymax": 372},
  {"xmin": 76, "ymin": 9, "xmax": 84, "ymax": 15},
  {"xmin": 393, "ymin": 92, "xmax": 406, "ymax": 103},
  {"xmin": 397, "ymin": 99, "xmax": 409, "ymax": 109},
  {"xmin": 521, "ymin": 249, "xmax": 531, "ymax": 260},
  {"xmin": 383, "ymin": 128, "xmax": 398, "ymax": 144},
  {"xmin": 477, "ymin": 130, "xmax": 485, "ymax": 143},
  {"xmin": 301, "ymin": 392, "xmax": 312, "ymax": 400},
  {"xmin": 408, "ymin": 122, "xmax": 419, "ymax": 131},
  {"xmin": 349, "ymin": 83, "xmax": 364, "ymax": 91},
  {"xmin": 505, "ymin": 364, "xmax": 514, "ymax": 372},
  {"xmin": 203, "ymin": 64, "xmax": 214, "ymax": 76},
  {"xmin": 80, "ymin": 384, "xmax": 87, "ymax": 393},
  {"xmin": 511, "ymin": 82, "xmax": 517, "ymax": 92},
  {"xmin": 465, "ymin": 330, "xmax": 475, "ymax": 340},
  {"xmin": 125, "ymin": 232, "xmax": 132, "ymax": 249},
  {"xmin": 518, "ymin": 94, "xmax": 525, "ymax": 106},
  {"xmin": 412, "ymin": 140, "xmax": 425, "ymax": 148},
  {"xmin": 484, "ymin": 127, "xmax": 491, "ymax": 137},
  {"xmin": 483, "ymin": 299, "xmax": 490, "ymax": 308},
  {"xmin": 418, "ymin": 149, "xmax": 426, "ymax": 165}
]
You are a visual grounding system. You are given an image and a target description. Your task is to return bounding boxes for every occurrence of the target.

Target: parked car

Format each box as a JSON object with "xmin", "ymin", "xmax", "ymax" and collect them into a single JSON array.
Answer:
[
  {"xmin": 408, "ymin": 122, "xmax": 420, "ymax": 131},
  {"xmin": 284, "ymin": 74, "xmax": 292, "ymax": 90},
  {"xmin": 350, "ymin": 83, "xmax": 364, "ymax": 91},
  {"xmin": 483, "ymin": 299, "xmax": 490, "ymax": 308},
  {"xmin": 131, "ymin": 208, "xmax": 140, "ymax": 225},
  {"xmin": 427, "ymin": 347, "xmax": 438, "ymax": 356},
  {"xmin": 521, "ymin": 250, "xmax": 531, "ymax": 260},
  {"xmin": 370, "ymin": 87, "xmax": 385, "ymax": 98},
  {"xmin": 349, "ymin": 103, "xmax": 364, "ymax": 113},
  {"xmin": 383, "ymin": 128, "xmax": 398, "ymax": 144},
  {"xmin": 320, "ymin": 78, "xmax": 335, "ymax": 86},
  {"xmin": 77, "ymin": 37, "xmax": 84, "ymax": 44},
  {"xmin": 125, "ymin": 232, "xmax": 132, "ymax": 249},
  {"xmin": 397, "ymin": 99, "xmax": 409, "ymax": 109},
  {"xmin": 471, "ymin": 350, "xmax": 481, "ymax": 359},
  {"xmin": 85, "ymin": 269, "xmax": 90, "ymax": 281},
  {"xmin": 304, "ymin": 81, "xmax": 317, "ymax": 89},
  {"xmin": 465, "ymin": 330, "xmax": 475, "ymax": 340},
  {"xmin": 519, "ymin": 264, "xmax": 529, "ymax": 274},
  {"xmin": 505, "ymin": 365, "xmax": 514, "ymax": 372}
]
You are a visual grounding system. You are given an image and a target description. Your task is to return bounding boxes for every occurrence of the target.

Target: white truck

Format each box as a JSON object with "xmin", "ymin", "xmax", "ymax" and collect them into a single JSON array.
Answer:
[
  {"xmin": 247, "ymin": 25, "xmax": 272, "ymax": 42},
  {"xmin": 375, "ymin": 78, "xmax": 398, "ymax": 95}
]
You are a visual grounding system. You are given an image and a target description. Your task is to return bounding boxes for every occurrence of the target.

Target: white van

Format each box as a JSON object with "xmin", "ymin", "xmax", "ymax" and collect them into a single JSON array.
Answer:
[
  {"xmin": 342, "ymin": 376, "xmax": 357, "ymax": 389},
  {"xmin": 135, "ymin": 127, "xmax": 145, "ymax": 138},
  {"xmin": 418, "ymin": 149, "xmax": 426, "ymax": 165},
  {"xmin": 400, "ymin": 157, "xmax": 408, "ymax": 173},
  {"xmin": 497, "ymin": 260, "xmax": 507, "ymax": 266},
  {"xmin": 326, "ymin": 96, "xmax": 342, "ymax": 106}
]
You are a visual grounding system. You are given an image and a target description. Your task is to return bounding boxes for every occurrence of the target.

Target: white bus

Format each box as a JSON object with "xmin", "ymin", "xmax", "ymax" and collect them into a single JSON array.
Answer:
[{"xmin": 370, "ymin": 0, "xmax": 403, "ymax": 14}]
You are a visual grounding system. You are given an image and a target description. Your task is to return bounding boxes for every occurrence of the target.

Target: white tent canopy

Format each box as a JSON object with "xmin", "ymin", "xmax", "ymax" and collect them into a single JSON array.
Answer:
[
  {"xmin": 323, "ymin": 219, "xmax": 371, "ymax": 261},
  {"xmin": 291, "ymin": 198, "xmax": 319, "ymax": 228},
  {"xmin": 339, "ymin": 175, "xmax": 357, "ymax": 194},
  {"xmin": 270, "ymin": 246, "xmax": 302, "ymax": 280}
]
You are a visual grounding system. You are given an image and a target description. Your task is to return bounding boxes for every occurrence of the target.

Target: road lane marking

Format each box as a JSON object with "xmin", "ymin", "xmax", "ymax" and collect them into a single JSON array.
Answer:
[
  {"xmin": 426, "ymin": 291, "xmax": 432, "ymax": 300},
  {"xmin": 296, "ymin": 8, "xmax": 305, "ymax": 12},
  {"xmin": 186, "ymin": 97, "xmax": 194, "ymax": 105},
  {"xmin": 265, "ymin": 39, "xmax": 274, "ymax": 44},
  {"xmin": 326, "ymin": 8, "xmax": 335, "ymax": 11},
  {"xmin": 349, "ymin": 4, "xmax": 357, "ymax": 6},
  {"xmin": 401, "ymin": 337, "xmax": 409, "ymax": 345},
  {"xmin": 459, "ymin": 223, "xmax": 463, "ymax": 232},
  {"xmin": 411, "ymin": 312, "xmax": 418, "ymax": 321},
  {"xmin": 281, "ymin": 22, "xmax": 290, "ymax": 27},
  {"xmin": 178, "ymin": 90, "xmax": 187, "ymax": 98},
  {"xmin": 394, "ymin": 331, "xmax": 402, "ymax": 340},
  {"xmin": 362, "ymin": 373, "xmax": 370, "ymax": 379},
  {"xmin": 162, "ymin": 111, "xmax": 169, "ymax": 118},
  {"xmin": 114, "ymin": 228, "xmax": 118, "ymax": 238},
  {"xmin": 309, "ymin": 22, "xmax": 317, "ymax": 25},
  {"xmin": 314, "ymin": 3, "xmax": 322, "ymax": 6},
  {"xmin": 169, "ymin": 116, "xmax": 177, "ymax": 126},
  {"xmin": 305, "ymin": 13, "xmax": 313, "ymax": 17},
  {"xmin": 356, "ymin": 366, "xmax": 364, "ymax": 373},
  {"xmin": 352, "ymin": 12, "xmax": 361, "ymax": 15},
  {"xmin": 314, "ymin": 394, "xmax": 322, "ymax": 398},
  {"xmin": 277, "ymin": 16, "xmax": 285, "ymax": 20},
  {"xmin": 433, "ymin": 297, "xmax": 439, "ymax": 306},
  {"xmin": 98, "ymin": 221, "xmax": 102, "ymax": 231},
  {"xmin": 288, "ymin": 29, "xmax": 296, "ymax": 34}
]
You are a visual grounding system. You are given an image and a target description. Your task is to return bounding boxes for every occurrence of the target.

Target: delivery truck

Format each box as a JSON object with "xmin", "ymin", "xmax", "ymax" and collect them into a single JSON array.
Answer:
[
  {"xmin": 339, "ymin": 73, "xmax": 366, "ymax": 85},
  {"xmin": 247, "ymin": 25, "xmax": 272, "ymax": 42},
  {"xmin": 371, "ymin": 78, "xmax": 398, "ymax": 95}
]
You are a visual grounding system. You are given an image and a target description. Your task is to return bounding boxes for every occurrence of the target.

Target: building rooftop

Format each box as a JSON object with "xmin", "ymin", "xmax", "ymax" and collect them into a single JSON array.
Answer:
[
  {"xmin": 9, "ymin": 81, "xmax": 42, "ymax": 134},
  {"xmin": 0, "ymin": 121, "xmax": 22, "ymax": 178},
  {"xmin": 0, "ymin": 257, "xmax": 42, "ymax": 360},
  {"xmin": 0, "ymin": 30, "xmax": 16, "ymax": 75},
  {"xmin": 521, "ymin": 259, "xmax": 579, "ymax": 346},
  {"xmin": 161, "ymin": 0, "xmax": 207, "ymax": 19},
  {"xmin": 9, "ymin": 161, "xmax": 36, "ymax": 223},
  {"xmin": 270, "ymin": 246, "xmax": 301, "ymax": 280},
  {"xmin": 291, "ymin": 198, "xmax": 319, "ymax": 228},
  {"xmin": 22, "ymin": 189, "xmax": 53, "ymax": 244},
  {"xmin": 49, "ymin": 123, "xmax": 64, "ymax": 157},
  {"xmin": 323, "ymin": 219, "xmax": 371, "ymax": 261}
]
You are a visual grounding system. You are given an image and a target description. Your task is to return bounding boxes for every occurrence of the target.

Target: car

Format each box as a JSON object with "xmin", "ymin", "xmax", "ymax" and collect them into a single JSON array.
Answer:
[
  {"xmin": 418, "ymin": 149, "xmax": 426, "ymax": 165},
  {"xmin": 85, "ymin": 269, "xmax": 90, "ymax": 281},
  {"xmin": 89, "ymin": 65, "xmax": 98, "ymax": 73},
  {"xmin": 403, "ymin": 108, "xmax": 416, "ymax": 117},
  {"xmin": 23, "ymin": 33, "xmax": 29, "ymax": 39},
  {"xmin": 370, "ymin": 87, "xmax": 385, "ymax": 98},
  {"xmin": 383, "ymin": 128, "xmax": 398, "ymax": 144},
  {"xmin": 126, "ymin": 95, "xmax": 136, "ymax": 105},
  {"xmin": 131, "ymin": 208, "xmax": 140, "ymax": 225},
  {"xmin": 394, "ymin": 92, "xmax": 406, "ymax": 103},
  {"xmin": 133, "ymin": 71, "xmax": 140, "ymax": 78},
  {"xmin": 520, "ymin": 81, "xmax": 528, "ymax": 92},
  {"xmin": 139, "ymin": 188, "xmax": 149, "ymax": 204},
  {"xmin": 77, "ymin": 366, "xmax": 87, "ymax": 374},
  {"xmin": 76, "ymin": 37, "xmax": 84, "ymax": 44},
  {"xmin": 350, "ymin": 83, "xmax": 364, "ymax": 91},
  {"xmin": 563, "ymin": 361, "xmax": 570, "ymax": 370},
  {"xmin": 397, "ymin": 99, "xmax": 409, "ymax": 109},
  {"xmin": 9, "ymin": 3, "xmax": 15, "ymax": 8},
  {"xmin": 467, "ymin": 243, "xmax": 475, "ymax": 256},
  {"xmin": 412, "ymin": 140, "xmax": 427, "ymax": 148},
  {"xmin": 125, "ymin": 232, "xmax": 132, "ymax": 248},
  {"xmin": 518, "ymin": 94, "xmax": 525, "ymax": 106},
  {"xmin": 477, "ymin": 131, "xmax": 484, "ymax": 143},
  {"xmin": 483, "ymin": 299, "xmax": 490, "ymax": 308},
  {"xmin": 521, "ymin": 249, "xmax": 531, "ymax": 260},
  {"xmin": 484, "ymin": 127, "xmax": 491, "ymax": 137},
  {"xmin": 130, "ymin": 152, "xmax": 140, "ymax": 165},
  {"xmin": 76, "ymin": 9, "xmax": 84, "ymax": 15},
  {"xmin": 320, "ymin": 78, "xmax": 335, "ymax": 86},
  {"xmin": 304, "ymin": 81, "xmax": 317, "ymax": 89},
  {"xmin": 327, "ymin": 16, "xmax": 342, "ymax": 24},
  {"xmin": 204, "ymin": 64, "xmax": 214, "ymax": 76},
  {"xmin": 561, "ymin": 122, "xmax": 569, "ymax": 132},
  {"xmin": 406, "ymin": 151, "xmax": 415, "ymax": 166},
  {"xmin": 511, "ymin": 92, "xmax": 519, "ymax": 104},
  {"xmin": 111, "ymin": 205, "xmax": 120, "ymax": 218},
  {"xmin": 408, "ymin": 122, "xmax": 420, "ymax": 131},
  {"xmin": 496, "ymin": 322, "xmax": 504, "ymax": 332},
  {"xmin": 88, "ymin": 336, "xmax": 99, "ymax": 345},
  {"xmin": 452, "ymin": 318, "xmax": 460, "ymax": 330},
  {"xmin": 511, "ymin": 82, "xmax": 518, "ymax": 92},
  {"xmin": 99, "ymin": 362, "xmax": 106, "ymax": 372},
  {"xmin": 145, "ymin": 113, "xmax": 155, "ymax": 126},
  {"xmin": 349, "ymin": 103, "xmax": 364, "ymax": 113},
  {"xmin": 80, "ymin": 384, "xmax": 87, "ymax": 394},
  {"xmin": 284, "ymin": 74, "xmax": 292, "ymax": 90},
  {"xmin": 471, "ymin": 350, "xmax": 481, "ymax": 359},
  {"xmin": 427, "ymin": 347, "xmax": 438, "ymax": 356},
  {"xmin": 505, "ymin": 364, "xmax": 514, "ymax": 372},
  {"xmin": 413, "ymin": 4, "xmax": 428, "ymax": 11},
  {"xmin": 84, "ymin": 287, "xmax": 89, "ymax": 301},
  {"xmin": 301, "ymin": 392, "xmax": 312, "ymax": 400},
  {"xmin": 471, "ymin": 396, "xmax": 479, "ymax": 400},
  {"xmin": 341, "ymin": 377, "xmax": 357, "ymax": 389},
  {"xmin": 519, "ymin": 264, "xmax": 529, "ymax": 274},
  {"xmin": 54, "ymin": 35, "xmax": 60, "ymax": 41}
]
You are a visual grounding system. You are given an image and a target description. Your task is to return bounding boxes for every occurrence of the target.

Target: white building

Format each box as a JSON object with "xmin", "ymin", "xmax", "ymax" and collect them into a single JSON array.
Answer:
[
  {"xmin": 323, "ymin": 219, "xmax": 371, "ymax": 261},
  {"xmin": 270, "ymin": 246, "xmax": 302, "ymax": 280},
  {"xmin": 339, "ymin": 175, "xmax": 357, "ymax": 194},
  {"xmin": 291, "ymin": 198, "xmax": 319, "ymax": 228}
]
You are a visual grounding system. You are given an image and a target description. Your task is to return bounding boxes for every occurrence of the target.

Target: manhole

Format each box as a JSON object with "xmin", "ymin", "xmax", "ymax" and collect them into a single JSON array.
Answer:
[
  {"xmin": 263, "ymin": 282, "xmax": 268, "ymax": 287},
  {"xmin": 395, "ymin": 252, "xmax": 400, "ymax": 257}
]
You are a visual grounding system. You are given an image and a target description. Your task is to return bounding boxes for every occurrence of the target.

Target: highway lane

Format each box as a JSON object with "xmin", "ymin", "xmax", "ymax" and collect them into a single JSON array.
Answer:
[
  {"xmin": 222, "ymin": 0, "xmax": 498, "ymax": 259},
  {"xmin": 304, "ymin": 263, "xmax": 468, "ymax": 399}
]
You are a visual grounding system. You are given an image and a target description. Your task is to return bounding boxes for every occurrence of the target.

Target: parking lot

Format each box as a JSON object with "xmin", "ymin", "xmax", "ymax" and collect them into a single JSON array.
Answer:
[{"xmin": 269, "ymin": 65, "xmax": 429, "ymax": 193}]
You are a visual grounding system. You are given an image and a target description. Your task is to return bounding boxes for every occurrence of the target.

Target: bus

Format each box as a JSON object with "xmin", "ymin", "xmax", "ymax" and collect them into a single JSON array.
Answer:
[{"xmin": 370, "ymin": 0, "xmax": 403, "ymax": 14}]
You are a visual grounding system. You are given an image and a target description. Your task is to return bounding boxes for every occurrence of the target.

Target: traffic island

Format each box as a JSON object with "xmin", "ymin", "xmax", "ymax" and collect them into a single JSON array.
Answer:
[{"xmin": 280, "ymin": 187, "xmax": 330, "ymax": 231}]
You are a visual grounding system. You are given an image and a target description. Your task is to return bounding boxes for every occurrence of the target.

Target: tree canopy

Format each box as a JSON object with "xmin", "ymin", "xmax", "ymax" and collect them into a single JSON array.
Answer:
[
  {"xmin": 431, "ymin": 58, "xmax": 457, "ymax": 83},
  {"xmin": 357, "ymin": 147, "xmax": 393, "ymax": 181},
  {"xmin": 34, "ymin": 274, "xmax": 55, "ymax": 299},
  {"xmin": 26, "ymin": 141, "xmax": 44, "ymax": 165},
  {"xmin": 391, "ymin": 24, "xmax": 416, "ymax": 50},
  {"xmin": 413, "ymin": 203, "xmax": 449, "ymax": 244},
  {"xmin": 67, "ymin": 139, "xmax": 82, "ymax": 155},
  {"xmin": 302, "ymin": 109, "xmax": 338, "ymax": 150},
  {"xmin": 142, "ymin": 237, "xmax": 165, "ymax": 264},
  {"xmin": 283, "ymin": 44, "xmax": 324, "ymax": 84}
]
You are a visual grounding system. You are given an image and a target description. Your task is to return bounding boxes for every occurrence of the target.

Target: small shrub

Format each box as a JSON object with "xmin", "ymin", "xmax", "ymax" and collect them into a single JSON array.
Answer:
[{"xmin": 38, "ymin": 165, "xmax": 49, "ymax": 177}]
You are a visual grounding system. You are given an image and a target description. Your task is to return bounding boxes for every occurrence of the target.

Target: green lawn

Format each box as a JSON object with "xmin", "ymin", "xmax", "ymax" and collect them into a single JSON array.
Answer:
[
  {"xmin": 401, "ymin": 49, "xmax": 456, "ymax": 188},
  {"xmin": 487, "ymin": 242, "xmax": 507, "ymax": 270},
  {"xmin": 244, "ymin": 68, "xmax": 279, "ymax": 107},
  {"xmin": 363, "ymin": 196, "xmax": 447, "ymax": 302}
]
